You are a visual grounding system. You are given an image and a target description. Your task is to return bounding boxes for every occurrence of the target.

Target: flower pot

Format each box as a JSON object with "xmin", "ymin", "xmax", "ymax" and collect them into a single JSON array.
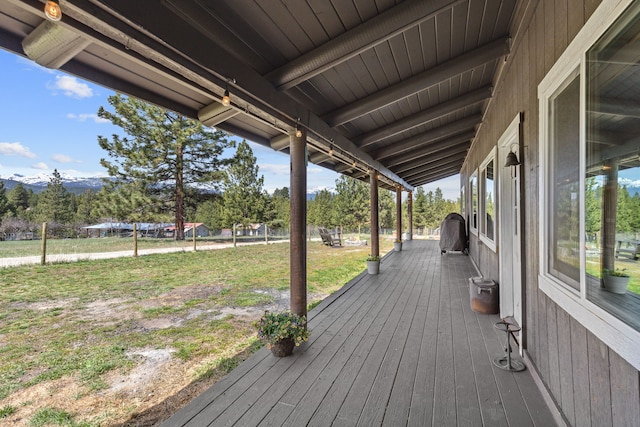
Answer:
[
  {"xmin": 366, "ymin": 260, "xmax": 380, "ymax": 275},
  {"xmin": 270, "ymin": 337, "xmax": 295, "ymax": 357},
  {"xmin": 603, "ymin": 275, "xmax": 629, "ymax": 294},
  {"xmin": 393, "ymin": 241, "xmax": 402, "ymax": 252}
]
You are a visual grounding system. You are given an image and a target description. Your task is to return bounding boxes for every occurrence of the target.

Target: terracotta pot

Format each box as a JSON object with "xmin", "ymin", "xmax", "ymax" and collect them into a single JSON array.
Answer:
[{"xmin": 270, "ymin": 337, "xmax": 295, "ymax": 357}]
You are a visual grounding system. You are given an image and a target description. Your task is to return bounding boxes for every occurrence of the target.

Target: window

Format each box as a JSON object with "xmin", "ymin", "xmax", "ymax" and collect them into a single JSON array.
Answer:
[
  {"xmin": 460, "ymin": 185, "xmax": 466, "ymax": 219},
  {"xmin": 539, "ymin": 0, "xmax": 640, "ymax": 369},
  {"xmin": 480, "ymin": 150, "xmax": 496, "ymax": 250},
  {"xmin": 548, "ymin": 72, "xmax": 581, "ymax": 290},
  {"xmin": 470, "ymin": 173, "xmax": 478, "ymax": 235}
]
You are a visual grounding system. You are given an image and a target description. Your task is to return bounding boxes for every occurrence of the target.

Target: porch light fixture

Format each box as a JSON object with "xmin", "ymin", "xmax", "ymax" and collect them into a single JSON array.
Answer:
[
  {"xmin": 221, "ymin": 88, "xmax": 231, "ymax": 106},
  {"xmin": 295, "ymin": 126, "xmax": 303, "ymax": 138},
  {"xmin": 329, "ymin": 145, "xmax": 334, "ymax": 156},
  {"xmin": 505, "ymin": 144, "xmax": 520, "ymax": 167},
  {"xmin": 44, "ymin": 0, "xmax": 62, "ymax": 21}
]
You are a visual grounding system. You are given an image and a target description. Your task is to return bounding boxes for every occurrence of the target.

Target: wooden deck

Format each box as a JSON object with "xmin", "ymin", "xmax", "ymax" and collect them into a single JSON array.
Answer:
[{"xmin": 161, "ymin": 240, "xmax": 557, "ymax": 426}]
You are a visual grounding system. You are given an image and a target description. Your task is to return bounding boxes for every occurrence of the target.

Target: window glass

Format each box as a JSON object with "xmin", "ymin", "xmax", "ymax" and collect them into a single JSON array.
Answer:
[
  {"xmin": 549, "ymin": 74, "xmax": 581, "ymax": 290},
  {"xmin": 482, "ymin": 159, "xmax": 495, "ymax": 241},
  {"xmin": 471, "ymin": 174, "xmax": 478, "ymax": 231},
  {"xmin": 586, "ymin": 2, "xmax": 640, "ymax": 324}
]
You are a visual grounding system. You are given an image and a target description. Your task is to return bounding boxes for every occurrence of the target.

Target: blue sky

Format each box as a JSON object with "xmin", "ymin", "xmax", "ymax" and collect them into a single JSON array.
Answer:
[{"xmin": 0, "ymin": 48, "xmax": 460, "ymax": 199}]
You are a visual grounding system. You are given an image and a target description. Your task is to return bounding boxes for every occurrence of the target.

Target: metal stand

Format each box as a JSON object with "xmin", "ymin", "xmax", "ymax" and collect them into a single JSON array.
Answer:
[{"xmin": 493, "ymin": 320, "xmax": 526, "ymax": 372}]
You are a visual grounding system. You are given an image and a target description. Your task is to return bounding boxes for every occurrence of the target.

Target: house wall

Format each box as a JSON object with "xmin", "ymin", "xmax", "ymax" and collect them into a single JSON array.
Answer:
[{"xmin": 461, "ymin": 0, "xmax": 640, "ymax": 425}]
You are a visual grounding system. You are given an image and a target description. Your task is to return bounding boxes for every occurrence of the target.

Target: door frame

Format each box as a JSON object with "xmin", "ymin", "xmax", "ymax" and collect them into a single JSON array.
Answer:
[{"xmin": 498, "ymin": 114, "xmax": 525, "ymax": 337}]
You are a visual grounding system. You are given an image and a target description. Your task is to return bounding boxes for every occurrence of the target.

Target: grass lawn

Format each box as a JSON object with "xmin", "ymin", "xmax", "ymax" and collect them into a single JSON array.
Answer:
[{"xmin": 0, "ymin": 239, "xmax": 392, "ymax": 426}]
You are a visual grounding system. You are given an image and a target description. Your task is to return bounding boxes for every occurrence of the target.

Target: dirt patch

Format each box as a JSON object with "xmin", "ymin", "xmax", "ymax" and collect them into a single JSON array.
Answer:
[
  {"xmin": 0, "ymin": 284, "xmax": 330, "ymax": 426},
  {"xmin": 0, "ymin": 285, "xmax": 271, "ymax": 426}
]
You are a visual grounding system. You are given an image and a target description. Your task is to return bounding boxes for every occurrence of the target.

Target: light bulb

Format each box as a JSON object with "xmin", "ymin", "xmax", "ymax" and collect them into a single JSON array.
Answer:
[
  {"xmin": 329, "ymin": 146, "xmax": 334, "ymax": 156},
  {"xmin": 44, "ymin": 0, "xmax": 62, "ymax": 21},
  {"xmin": 295, "ymin": 127, "xmax": 303, "ymax": 138},
  {"xmin": 221, "ymin": 89, "xmax": 231, "ymax": 106}
]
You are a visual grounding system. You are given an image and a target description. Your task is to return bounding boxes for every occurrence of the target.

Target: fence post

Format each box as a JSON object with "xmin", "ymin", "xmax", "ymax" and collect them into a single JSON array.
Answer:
[
  {"xmin": 265, "ymin": 224, "xmax": 268, "ymax": 245},
  {"xmin": 40, "ymin": 222, "xmax": 47, "ymax": 265},
  {"xmin": 233, "ymin": 224, "xmax": 237, "ymax": 247},
  {"xmin": 193, "ymin": 226, "xmax": 197, "ymax": 252},
  {"xmin": 133, "ymin": 223, "xmax": 138, "ymax": 257}
]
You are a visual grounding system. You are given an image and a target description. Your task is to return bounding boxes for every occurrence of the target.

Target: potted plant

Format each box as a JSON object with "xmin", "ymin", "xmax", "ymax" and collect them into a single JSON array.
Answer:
[
  {"xmin": 603, "ymin": 268, "xmax": 630, "ymax": 294},
  {"xmin": 393, "ymin": 238, "xmax": 402, "ymax": 252},
  {"xmin": 256, "ymin": 310, "xmax": 310, "ymax": 357},
  {"xmin": 366, "ymin": 255, "xmax": 380, "ymax": 274}
]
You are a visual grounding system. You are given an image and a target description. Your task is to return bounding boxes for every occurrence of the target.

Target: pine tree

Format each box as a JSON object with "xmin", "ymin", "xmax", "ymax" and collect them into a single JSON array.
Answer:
[
  {"xmin": 222, "ymin": 140, "xmax": 267, "ymax": 232},
  {"xmin": 97, "ymin": 94, "xmax": 231, "ymax": 240},
  {"xmin": 334, "ymin": 175, "xmax": 370, "ymax": 234},
  {"xmin": 7, "ymin": 182, "xmax": 29, "ymax": 217},
  {"xmin": 0, "ymin": 181, "xmax": 9, "ymax": 218},
  {"xmin": 34, "ymin": 170, "xmax": 75, "ymax": 227}
]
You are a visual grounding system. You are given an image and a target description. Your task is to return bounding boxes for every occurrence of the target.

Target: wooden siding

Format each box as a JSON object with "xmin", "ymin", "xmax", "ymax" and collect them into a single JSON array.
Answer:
[{"xmin": 461, "ymin": 0, "xmax": 640, "ymax": 426}]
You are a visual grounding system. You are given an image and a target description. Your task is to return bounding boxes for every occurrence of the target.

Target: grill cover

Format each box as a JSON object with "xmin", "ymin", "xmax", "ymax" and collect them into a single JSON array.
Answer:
[{"xmin": 439, "ymin": 213, "xmax": 468, "ymax": 253}]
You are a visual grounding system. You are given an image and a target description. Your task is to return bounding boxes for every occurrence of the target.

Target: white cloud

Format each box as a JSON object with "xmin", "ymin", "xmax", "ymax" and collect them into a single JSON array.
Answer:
[
  {"xmin": 52, "ymin": 154, "xmax": 80, "ymax": 163},
  {"xmin": 0, "ymin": 142, "xmax": 37, "ymax": 158},
  {"xmin": 260, "ymin": 163, "xmax": 290, "ymax": 176},
  {"xmin": 49, "ymin": 75, "xmax": 93, "ymax": 98},
  {"xmin": 32, "ymin": 162, "xmax": 49, "ymax": 170},
  {"xmin": 66, "ymin": 113, "xmax": 109, "ymax": 123}
]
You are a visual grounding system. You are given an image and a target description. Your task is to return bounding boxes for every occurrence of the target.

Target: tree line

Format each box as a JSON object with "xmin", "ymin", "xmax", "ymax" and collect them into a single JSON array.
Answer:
[{"xmin": 0, "ymin": 95, "xmax": 459, "ymax": 240}]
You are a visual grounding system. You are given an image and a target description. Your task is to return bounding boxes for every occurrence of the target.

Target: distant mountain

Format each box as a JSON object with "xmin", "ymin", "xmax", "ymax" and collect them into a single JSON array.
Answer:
[{"xmin": 1, "ymin": 172, "xmax": 106, "ymax": 195}]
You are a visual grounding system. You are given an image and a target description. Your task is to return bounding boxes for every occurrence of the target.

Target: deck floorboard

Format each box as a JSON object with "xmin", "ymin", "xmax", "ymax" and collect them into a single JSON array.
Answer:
[{"xmin": 161, "ymin": 240, "xmax": 558, "ymax": 427}]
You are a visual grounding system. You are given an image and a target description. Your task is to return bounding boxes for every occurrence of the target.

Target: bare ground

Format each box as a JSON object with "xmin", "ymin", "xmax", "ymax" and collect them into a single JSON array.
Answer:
[{"xmin": 0, "ymin": 284, "xmax": 319, "ymax": 426}]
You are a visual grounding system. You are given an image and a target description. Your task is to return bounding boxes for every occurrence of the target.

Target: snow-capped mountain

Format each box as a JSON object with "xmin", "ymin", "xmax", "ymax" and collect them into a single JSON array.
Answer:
[{"xmin": 1, "ymin": 172, "xmax": 106, "ymax": 194}]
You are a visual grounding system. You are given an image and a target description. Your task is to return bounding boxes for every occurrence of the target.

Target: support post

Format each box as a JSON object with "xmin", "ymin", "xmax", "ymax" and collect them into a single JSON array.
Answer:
[
  {"xmin": 602, "ymin": 161, "xmax": 618, "ymax": 277},
  {"xmin": 407, "ymin": 191, "xmax": 413, "ymax": 241},
  {"xmin": 265, "ymin": 224, "xmax": 268, "ymax": 245},
  {"xmin": 40, "ymin": 222, "xmax": 47, "ymax": 266},
  {"xmin": 133, "ymin": 223, "xmax": 138, "ymax": 257},
  {"xmin": 370, "ymin": 172, "xmax": 380, "ymax": 259},
  {"xmin": 290, "ymin": 129, "xmax": 307, "ymax": 319},
  {"xmin": 395, "ymin": 186, "xmax": 403, "ymax": 249},
  {"xmin": 193, "ymin": 223, "xmax": 197, "ymax": 252}
]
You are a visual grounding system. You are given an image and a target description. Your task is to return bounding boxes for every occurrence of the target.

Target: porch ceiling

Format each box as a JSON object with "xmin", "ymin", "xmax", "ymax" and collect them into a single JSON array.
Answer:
[{"xmin": 0, "ymin": 0, "xmax": 518, "ymax": 190}]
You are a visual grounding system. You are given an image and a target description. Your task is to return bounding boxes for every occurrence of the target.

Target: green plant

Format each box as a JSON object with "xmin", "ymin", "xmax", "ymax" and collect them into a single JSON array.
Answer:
[
  {"xmin": 604, "ymin": 268, "xmax": 630, "ymax": 277},
  {"xmin": 256, "ymin": 311, "xmax": 309, "ymax": 348},
  {"xmin": 366, "ymin": 255, "xmax": 380, "ymax": 261}
]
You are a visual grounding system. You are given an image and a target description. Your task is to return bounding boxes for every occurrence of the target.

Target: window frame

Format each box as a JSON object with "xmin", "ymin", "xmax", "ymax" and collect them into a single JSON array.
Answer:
[
  {"xmin": 538, "ymin": 0, "xmax": 640, "ymax": 370},
  {"xmin": 469, "ymin": 171, "xmax": 478, "ymax": 236},
  {"xmin": 479, "ymin": 148, "xmax": 497, "ymax": 251}
]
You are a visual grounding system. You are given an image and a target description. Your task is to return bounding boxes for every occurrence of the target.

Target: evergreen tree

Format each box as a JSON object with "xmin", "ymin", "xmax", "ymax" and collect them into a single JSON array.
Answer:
[
  {"xmin": 307, "ymin": 189, "xmax": 333, "ymax": 228},
  {"xmin": 195, "ymin": 197, "xmax": 226, "ymax": 231},
  {"xmin": 97, "ymin": 94, "xmax": 231, "ymax": 240},
  {"xmin": 269, "ymin": 187, "xmax": 290, "ymax": 230},
  {"xmin": 7, "ymin": 182, "xmax": 29, "ymax": 217},
  {"xmin": 34, "ymin": 169, "xmax": 75, "ymax": 229},
  {"xmin": 413, "ymin": 187, "xmax": 428, "ymax": 233},
  {"xmin": 378, "ymin": 189, "xmax": 395, "ymax": 231},
  {"xmin": 75, "ymin": 190, "xmax": 99, "ymax": 224},
  {"xmin": 334, "ymin": 175, "xmax": 369, "ymax": 234},
  {"xmin": 0, "ymin": 181, "xmax": 9, "ymax": 218},
  {"xmin": 222, "ymin": 140, "xmax": 267, "ymax": 232}
]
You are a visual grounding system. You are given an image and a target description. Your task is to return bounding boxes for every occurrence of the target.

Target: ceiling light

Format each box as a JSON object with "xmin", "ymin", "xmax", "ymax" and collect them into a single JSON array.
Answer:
[
  {"xmin": 295, "ymin": 126, "xmax": 303, "ymax": 138},
  {"xmin": 221, "ymin": 88, "xmax": 231, "ymax": 107},
  {"xmin": 329, "ymin": 145, "xmax": 334, "ymax": 156},
  {"xmin": 44, "ymin": 0, "xmax": 62, "ymax": 22}
]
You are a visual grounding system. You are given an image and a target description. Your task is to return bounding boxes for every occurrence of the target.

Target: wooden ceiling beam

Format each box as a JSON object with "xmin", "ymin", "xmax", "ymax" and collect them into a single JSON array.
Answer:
[
  {"xmin": 384, "ymin": 132, "xmax": 474, "ymax": 168},
  {"xmin": 354, "ymin": 86, "xmax": 491, "ymax": 148},
  {"xmin": 265, "ymin": 0, "xmax": 465, "ymax": 90},
  {"xmin": 324, "ymin": 37, "xmax": 509, "ymax": 127},
  {"xmin": 373, "ymin": 114, "xmax": 480, "ymax": 160}
]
